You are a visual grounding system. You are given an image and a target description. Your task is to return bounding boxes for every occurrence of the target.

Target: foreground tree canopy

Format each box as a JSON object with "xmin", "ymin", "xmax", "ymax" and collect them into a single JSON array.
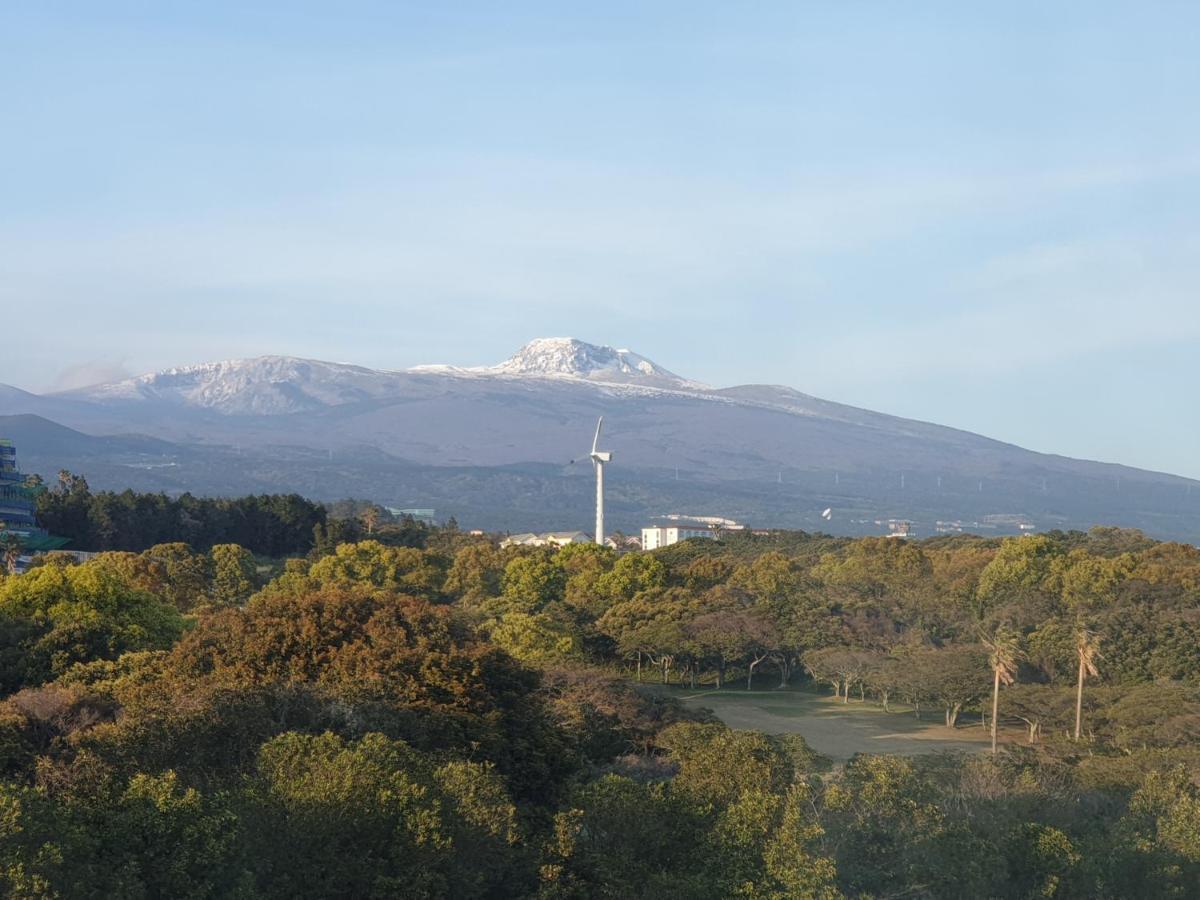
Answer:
[{"xmin": 0, "ymin": 515, "xmax": 1197, "ymax": 897}]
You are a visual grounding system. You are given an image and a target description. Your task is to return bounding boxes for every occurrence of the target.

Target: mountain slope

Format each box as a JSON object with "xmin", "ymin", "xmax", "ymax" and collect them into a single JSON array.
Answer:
[{"xmin": 5, "ymin": 339, "xmax": 1199, "ymax": 541}]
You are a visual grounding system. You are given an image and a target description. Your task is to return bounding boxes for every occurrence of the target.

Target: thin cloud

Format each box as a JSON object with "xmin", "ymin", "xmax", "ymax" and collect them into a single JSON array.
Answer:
[{"xmin": 50, "ymin": 359, "xmax": 132, "ymax": 391}]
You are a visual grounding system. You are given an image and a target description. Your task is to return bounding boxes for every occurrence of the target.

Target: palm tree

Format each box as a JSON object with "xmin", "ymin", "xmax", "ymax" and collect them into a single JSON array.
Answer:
[
  {"xmin": 1074, "ymin": 625, "xmax": 1102, "ymax": 742},
  {"xmin": 983, "ymin": 626, "xmax": 1023, "ymax": 755},
  {"xmin": 1, "ymin": 534, "xmax": 22, "ymax": 576}
]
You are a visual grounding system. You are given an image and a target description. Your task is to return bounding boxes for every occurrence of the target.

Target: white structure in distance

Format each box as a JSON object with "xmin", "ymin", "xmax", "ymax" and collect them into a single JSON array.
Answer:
[
  {"xmin": 641, "ymin": 515, "xmax": 746, "ymax": 550},
  {"xmin": 589, "ymin": 417, "xmax": 612, "ymax": 546},
  {"xmin": 500, "ymin": 531, "xmax": 591, "ymax": 549}
]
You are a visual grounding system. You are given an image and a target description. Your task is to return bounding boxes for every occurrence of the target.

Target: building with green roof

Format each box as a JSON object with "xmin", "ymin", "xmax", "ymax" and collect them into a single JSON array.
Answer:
[{"xmin": 0, "ymin": 439, "xmax": 67, "ymax": 553}]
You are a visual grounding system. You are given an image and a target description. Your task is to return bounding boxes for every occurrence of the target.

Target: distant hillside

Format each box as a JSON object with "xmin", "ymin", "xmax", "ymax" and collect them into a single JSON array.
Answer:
[{"xmin": 3, "ymin": 338, "xmax": 1199, "ymax": 541}]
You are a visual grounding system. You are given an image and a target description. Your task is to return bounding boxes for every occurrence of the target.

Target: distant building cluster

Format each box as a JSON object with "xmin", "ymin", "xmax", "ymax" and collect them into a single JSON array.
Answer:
[
  {"xmin": 936, "ymin": 514, "xmax": 1036, "ymax": 534},
  {"xmin": 875, "ymin": 519, "xmax": 916, "ymax": 538},
  {"xmin": 501, "ymin": 531, "xmax": 591, "ymax": 549}
]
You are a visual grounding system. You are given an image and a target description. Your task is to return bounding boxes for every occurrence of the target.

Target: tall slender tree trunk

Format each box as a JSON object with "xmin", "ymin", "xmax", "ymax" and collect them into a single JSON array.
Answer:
[
  {"xmin": 747, "ymin": 659, "xmax": 758, "ymax": 690},
  {"xmin": 990, "ymin": 669, "xmax": 1001, "ymax": 755},
  {"xmin": 1074, "ymin": 655, "xmax": 1085, "ymax": 741},
  {"xmin": 636, "ymin": 652, "xmax": 642, "ymax": 683}
]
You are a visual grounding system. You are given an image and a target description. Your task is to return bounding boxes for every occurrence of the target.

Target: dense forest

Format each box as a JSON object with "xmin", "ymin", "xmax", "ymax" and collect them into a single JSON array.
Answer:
[
  {"xmin": 28, "ymin": 473, "xmax": 442, "ymax": 560},
  {"xmin": 0, "ymin": 501, "xmax": 1198, "ymax": 897}
]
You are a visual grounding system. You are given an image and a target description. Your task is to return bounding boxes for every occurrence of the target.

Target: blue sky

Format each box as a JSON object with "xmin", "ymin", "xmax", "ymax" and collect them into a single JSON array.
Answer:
[{"xmin": 2, "ymin": 2, "xmax": 1199, "ymax": 477}]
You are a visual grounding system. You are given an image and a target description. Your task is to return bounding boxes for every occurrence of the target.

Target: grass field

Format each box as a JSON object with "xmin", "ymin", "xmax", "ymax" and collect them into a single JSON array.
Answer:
[{"xmin": 651, "ymin": 683, "xmax": 994, "ymax": 761}]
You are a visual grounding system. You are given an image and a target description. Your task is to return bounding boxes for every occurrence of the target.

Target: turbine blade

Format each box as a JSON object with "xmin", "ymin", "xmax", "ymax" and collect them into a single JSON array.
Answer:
[{"xmin": 592, "ymin": 416, "xmax": 604, "ymax": 454}]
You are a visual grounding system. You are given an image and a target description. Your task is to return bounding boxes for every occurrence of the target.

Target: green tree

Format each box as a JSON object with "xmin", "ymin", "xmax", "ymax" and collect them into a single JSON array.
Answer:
[
  {"xmin": 209, "ymin": 543, "xmax": 257, "ymax": 607},
  {"xmin": 266, "ymin": 540, "xmax": 446, "ymax": 601},
  {"xmin": 659, "ymin": 722, "xmax": 792, "ymax": 810},
  {"xmin": 820, "ymin": 755, "xmax": 943, "ymax": 896},
  {"xmin": 0, "ymin": 769, "xmax": 246, "ymax": 898},
  {"xmin": 501, "ymin": 553, "xmax": 567, "ymax": 613},
  {"xmin": 244, "ymin": 731, "xmax": 523, "ymax": 898},
  {"xmin": 540, "ymin": 774, "xmax": 712, "ymax": 899},
  {"xmin": 0, "ymin": 561, "xmax": 185, "ymax": 690},
  {"xmin": 761, "ymin": 783, "xmax": 842, "ymax": 900},
  {"xmin": 593, "ymin": 553, "xmax": 667, "ymax": 606},
  {"xmin": 488, "ymin": 611, "xmax": 582, "ymax": 666},
  {"xmin": 443, "ymin": 542, "xmax": 506, "ymax": 606},
  {"xmin": 1001, "ymin": 823, "xmax": 1080, "ymax": 899},
  {"xmin": 142, "ymin": 542, "xmax": 212, "ymax": 612},
  {"xmin": 556, "ymin": 542, "xmax": 616, "ymax": 615},
  {"xmin": 913, "ymin": 645, "xmax": 987, "ymax": 728},
  {"xmin": 975, "ymin": 534, "xmax": 1063, "ymax": 621}
]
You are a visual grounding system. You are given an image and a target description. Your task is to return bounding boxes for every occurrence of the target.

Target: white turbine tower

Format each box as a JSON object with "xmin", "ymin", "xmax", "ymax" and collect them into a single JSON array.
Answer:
[{"xmin": 590, "ymin": 417, "xmax": 612, "ymax": 545}]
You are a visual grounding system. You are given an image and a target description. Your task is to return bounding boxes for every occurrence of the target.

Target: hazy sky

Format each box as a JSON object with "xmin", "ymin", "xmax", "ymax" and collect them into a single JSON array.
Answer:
[{"xmin": 3, "ymin": 3, "xmax": 1199, "ymax": 477}]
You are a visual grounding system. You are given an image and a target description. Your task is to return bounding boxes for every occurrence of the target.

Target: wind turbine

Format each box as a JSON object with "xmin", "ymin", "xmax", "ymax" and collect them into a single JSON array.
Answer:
[{"xmin": 590, "ymin": 417, "xmax": 612, "ymax": 545}]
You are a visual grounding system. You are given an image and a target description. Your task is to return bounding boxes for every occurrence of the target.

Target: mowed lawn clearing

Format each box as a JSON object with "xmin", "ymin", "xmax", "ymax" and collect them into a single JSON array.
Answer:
[{"xmin": 651, "ymin": 684, "xmax": 993, "ymax": 761}]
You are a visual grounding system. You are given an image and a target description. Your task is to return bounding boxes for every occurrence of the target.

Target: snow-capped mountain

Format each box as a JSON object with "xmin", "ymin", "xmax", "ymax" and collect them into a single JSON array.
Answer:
[
  {"xmin": 75, "ymin": 356, "xmax": 413, "ymax": 416},
  {"xmin": 480, "ymin": 337, "xmax": 703, "ymax": 388},
  {"xmin": 63, "ymin": 339, "xmax": 704, "ymax": 415},
  {"xmin": 4, "ymin": 338, "xmax": 1200, "ymax": 541}
]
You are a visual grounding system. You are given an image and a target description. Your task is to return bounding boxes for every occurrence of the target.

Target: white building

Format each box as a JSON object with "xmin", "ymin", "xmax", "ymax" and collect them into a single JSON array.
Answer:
[
  {"xmin": 876, "ymin": 519, "xmax": 915, "ymax": 538},
  {"xmin": 641, "ymin": 524, "xmax": 716, "ymax": 550},
  {"xmin": 500, "ymin": 531, "xmax": 591, "ymax": 549}
]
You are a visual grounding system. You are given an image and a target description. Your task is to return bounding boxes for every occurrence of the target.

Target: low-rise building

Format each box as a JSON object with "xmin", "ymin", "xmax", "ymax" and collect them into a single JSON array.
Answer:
[
  {"xmin": 641, "ymin": 514, "xmax": 746, "ymax": 550},
  {"xmin": 878, "ymin": 519, "xmax": 915, "ymax": 538},
  {"xmin": 641, "ymin": 524, "xmax": 716, "ymax": 550},
  {"xmin": 500, "ymin": 531, "xmax": 591, "ymax": 549}
]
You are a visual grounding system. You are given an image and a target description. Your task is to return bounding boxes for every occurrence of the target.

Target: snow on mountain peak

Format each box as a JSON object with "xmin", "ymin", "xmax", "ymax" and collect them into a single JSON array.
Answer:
[
  {"xmin": 487, "ymin": 338, "xmax": 699, "ymax": 387},
  {"xmin": 69, "ymin": 355, "xmax": 406, "ymax": 415},
  {"xmin": 58, "ymin": 340, "xmax": 708, "ymax": 416}
]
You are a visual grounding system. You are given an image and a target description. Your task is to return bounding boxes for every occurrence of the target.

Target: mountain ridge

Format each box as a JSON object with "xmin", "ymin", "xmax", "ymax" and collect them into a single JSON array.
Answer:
[{"xmin": 4, "ymin": 338, "xmax": 1199, "ymax": 541}]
